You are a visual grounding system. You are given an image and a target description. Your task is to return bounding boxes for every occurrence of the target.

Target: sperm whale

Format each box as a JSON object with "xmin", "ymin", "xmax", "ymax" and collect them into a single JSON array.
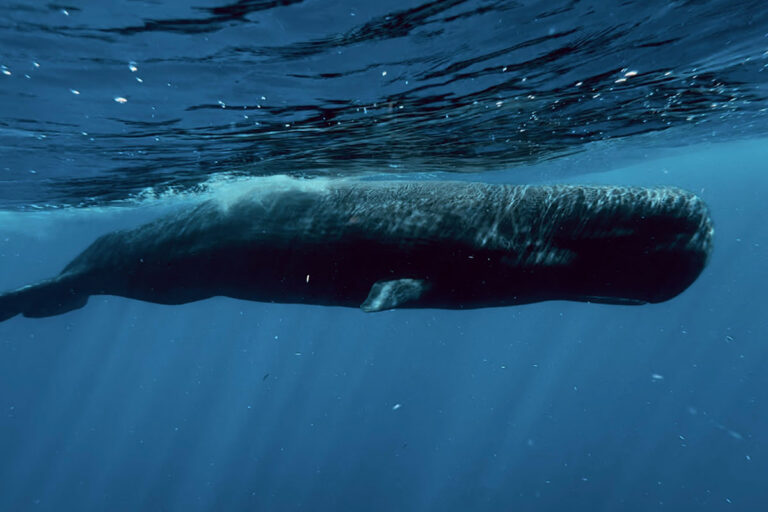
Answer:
[{"xmin": 0, "ymin": 179, "xmax": 713, "ymax": 321}]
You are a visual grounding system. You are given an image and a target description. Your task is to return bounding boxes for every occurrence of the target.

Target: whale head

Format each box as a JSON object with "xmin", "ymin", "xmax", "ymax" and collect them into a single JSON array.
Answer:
[{"xmin": 533, "ymin": 185, "xmax": 714, "ymax": 304}]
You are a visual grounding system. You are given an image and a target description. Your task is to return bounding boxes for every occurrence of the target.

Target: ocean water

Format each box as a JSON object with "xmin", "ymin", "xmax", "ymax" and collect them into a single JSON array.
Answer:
[{"xmin": 1, "ymin": 1, "xmax": 767, "ymax": 511}]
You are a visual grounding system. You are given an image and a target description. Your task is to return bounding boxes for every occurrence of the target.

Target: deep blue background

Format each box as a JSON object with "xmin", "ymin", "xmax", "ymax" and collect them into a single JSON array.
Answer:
[
  {"xmin": 2, "ymin": 0, "xmax": 768, "ymax": 510},
  {"xmin": 1, "ymin": 140, "xmax": 766, "ymax": 511}
]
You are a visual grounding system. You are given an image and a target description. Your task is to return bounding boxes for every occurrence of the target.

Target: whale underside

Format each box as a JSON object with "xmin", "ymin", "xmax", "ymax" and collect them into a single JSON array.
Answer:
[{"xmin": 0, "ymin": 180, "xmax": 714, "ymax": 321}]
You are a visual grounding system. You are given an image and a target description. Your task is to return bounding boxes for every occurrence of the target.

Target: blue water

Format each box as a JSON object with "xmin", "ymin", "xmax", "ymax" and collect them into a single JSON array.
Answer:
[{"xmin": 1, "ymin": 1, "xmax": 768, "ymax": 511}]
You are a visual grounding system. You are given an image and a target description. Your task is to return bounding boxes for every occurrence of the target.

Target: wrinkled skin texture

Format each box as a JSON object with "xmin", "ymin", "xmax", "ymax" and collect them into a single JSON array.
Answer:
[{"xmin": 0, "ymin": 179, "xmax": 713, "ymax": 321}]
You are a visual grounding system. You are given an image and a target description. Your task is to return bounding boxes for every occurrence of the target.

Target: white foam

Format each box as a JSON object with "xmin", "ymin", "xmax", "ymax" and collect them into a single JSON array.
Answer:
[{"xmin": 204, "ymin": 175, "xmax": 339, "ymax": 212}]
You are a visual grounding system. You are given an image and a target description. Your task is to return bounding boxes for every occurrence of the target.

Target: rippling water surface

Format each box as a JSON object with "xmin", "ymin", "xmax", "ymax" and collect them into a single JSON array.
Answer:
[{"xmin": 1, "ymin": 0, "xmax": 767, "ymax": 207}]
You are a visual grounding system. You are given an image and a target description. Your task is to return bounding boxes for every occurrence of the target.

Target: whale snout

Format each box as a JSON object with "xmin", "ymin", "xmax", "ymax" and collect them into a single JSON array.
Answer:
[
  {"xmin": 548, "ymin": 186, "xmax": 714, "ymax": 304},
  {"xmin": 636, "ymin": 193, "xmax": 713, "ymax": 302}
]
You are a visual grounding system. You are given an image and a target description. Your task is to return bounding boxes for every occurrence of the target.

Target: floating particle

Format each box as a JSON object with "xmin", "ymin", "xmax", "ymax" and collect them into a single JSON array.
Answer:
[
  {"xmin": 114, "ymin": 96, "xmax": 127, "ymax": 103},
  {"xmin": 392, "ymin": 403, "xmax": 402, "ymax": 410},
  {"xmin": 128, "ymin": 62, "xmax": 138, "ymax": 72},
  {"xmin": 651, "ymin": 373, "xmax": 664, "ymax": 381},
  {"xmin": 382, "ymin": 71, "xmax": 387, "ymax": 76},
  {"xmin": 70, "ymin": 89, "xmax": 80, "ymax": 95}
]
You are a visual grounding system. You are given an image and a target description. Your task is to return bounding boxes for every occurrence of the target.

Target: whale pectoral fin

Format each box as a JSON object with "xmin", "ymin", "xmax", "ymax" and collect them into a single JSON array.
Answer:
[{"xmin": 361, "ymin": 279, "xmax": 429, "ymax": 312}]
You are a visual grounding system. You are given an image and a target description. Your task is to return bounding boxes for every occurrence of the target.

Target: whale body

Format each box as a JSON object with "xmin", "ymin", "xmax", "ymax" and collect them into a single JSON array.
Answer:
[{"xmin": 0, "ymin": 179, "xmax": 713, "ymax": 321}]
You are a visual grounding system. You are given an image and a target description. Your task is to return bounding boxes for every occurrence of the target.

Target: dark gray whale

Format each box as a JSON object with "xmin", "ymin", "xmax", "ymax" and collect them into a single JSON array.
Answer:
[{"xmin": 0, "ymin": 179, "xmax": 713, "ymax": 321}]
